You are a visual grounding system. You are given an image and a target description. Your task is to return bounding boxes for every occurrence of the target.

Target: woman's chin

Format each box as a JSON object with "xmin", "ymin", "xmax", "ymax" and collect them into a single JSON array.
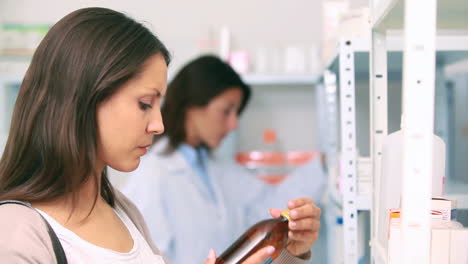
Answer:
[
  {"xmin": 109, "ymin": 159, "xmax": 140, "ymax": 172},
  {"xmin": 207, "ymin": 139, "xmax": 222, "ymax": 149}
]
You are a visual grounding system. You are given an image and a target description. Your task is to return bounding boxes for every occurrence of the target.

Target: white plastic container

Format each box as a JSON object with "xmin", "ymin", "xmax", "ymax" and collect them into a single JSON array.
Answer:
[{"xmin": 377, "ymin": 126, "xmax": 446, "ymax": 249}]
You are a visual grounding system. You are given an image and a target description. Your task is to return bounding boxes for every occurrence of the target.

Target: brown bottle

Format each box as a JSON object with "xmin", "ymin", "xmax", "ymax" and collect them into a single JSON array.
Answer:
[{"xmin": 215, "ymin": 209, "xmax": 290, "ymax": 264}]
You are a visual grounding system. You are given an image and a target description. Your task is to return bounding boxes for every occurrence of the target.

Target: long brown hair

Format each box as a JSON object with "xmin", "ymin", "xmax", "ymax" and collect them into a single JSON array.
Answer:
[
  {"xmin": 159, "ymin": 55, "xmax": 250, "ymax": 152},
  {"xmin": 0, "ymin": 7, "xmax": 170, "ymax": 209}
]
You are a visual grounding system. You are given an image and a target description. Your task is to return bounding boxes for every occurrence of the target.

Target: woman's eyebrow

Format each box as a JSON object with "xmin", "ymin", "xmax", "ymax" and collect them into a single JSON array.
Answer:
[{"xmin": 141, "ymin": 87, "xmax": 161, "ymax": 96}]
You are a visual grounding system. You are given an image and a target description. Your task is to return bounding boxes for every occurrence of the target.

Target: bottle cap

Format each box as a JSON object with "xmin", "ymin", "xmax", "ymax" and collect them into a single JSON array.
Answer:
[{"xmin": 280, "ymin": 209, "xmax": 291, "ymax": 221}]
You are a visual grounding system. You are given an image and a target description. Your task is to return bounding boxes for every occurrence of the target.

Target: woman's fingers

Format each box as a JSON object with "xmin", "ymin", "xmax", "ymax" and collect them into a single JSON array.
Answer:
[
  {"xmin": 288, "ymin": 197, "xmax": 313, "ymax": 208},
  {"xmin": 269, "ymin": 208, "xmax": 282, "ymax": 218},
  {"xmin": 269, "ymin": 198, "xmax": 321, "ymax": 257},
  {"xmin": 204, "ymin": 248, "xmax": 216, "ymax": 264},
  {"xmin": 241, "ymin": 246, "xmax": 275, "ymax": 264},
  {"xmin": 288, "ymin": 217, "xmax": 320, "ymax": 232},
  {"xmin": 288, "ymin": 230, "xmax": 319, "ymax": 243},
  {"xmin": 288, "ymin": 199, "xmax": 321, "ymax": 221},
  {"xmin": 270, "ymin": 198, "xmax": 321, "ymax": 222}
]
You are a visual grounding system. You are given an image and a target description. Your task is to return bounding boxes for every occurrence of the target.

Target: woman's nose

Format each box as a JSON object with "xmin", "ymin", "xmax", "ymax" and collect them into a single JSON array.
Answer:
[
  {"xmin": 227, "ymin": 113, "xmax": 238, "ymax": 131},
  {"xmin": 147, "ymin": 110, "xmax": 164, "ymax": 135}
]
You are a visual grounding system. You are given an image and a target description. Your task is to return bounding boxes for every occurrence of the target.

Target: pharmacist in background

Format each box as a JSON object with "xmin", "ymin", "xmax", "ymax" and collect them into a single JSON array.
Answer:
[{"xmin": 121, "ymin": 55, "xmax": 326, "ymax": 264}]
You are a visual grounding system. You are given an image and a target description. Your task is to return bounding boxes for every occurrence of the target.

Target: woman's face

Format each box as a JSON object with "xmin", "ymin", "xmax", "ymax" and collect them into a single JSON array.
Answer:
[
  {"xmin": 96, "ymin": 53, "xmax": 167, "ymax": 172},
  {"xmin": 186, "ymin": 87, "xmax": 243, "ymax": 148}
]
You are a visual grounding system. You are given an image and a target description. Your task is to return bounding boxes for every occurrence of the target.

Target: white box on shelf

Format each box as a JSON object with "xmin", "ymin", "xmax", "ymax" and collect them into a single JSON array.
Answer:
[{"xmin": 431, "ymin": 198, "xmax": 454, "ymax": 221}]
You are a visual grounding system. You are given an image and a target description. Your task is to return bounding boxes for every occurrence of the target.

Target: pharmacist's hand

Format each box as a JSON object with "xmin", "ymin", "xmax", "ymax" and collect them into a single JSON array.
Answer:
[
  {"xmin": 270, "ymin": 197, "xmax": 321, "ymax": 258},
  {"xmin": 204, "ymin": 247, "xmax": 275, "ymax": 264}
]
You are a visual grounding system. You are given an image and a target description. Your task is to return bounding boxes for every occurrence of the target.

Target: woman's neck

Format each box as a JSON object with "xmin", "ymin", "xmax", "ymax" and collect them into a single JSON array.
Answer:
[
  {"xmin": 184, "ymin": 116, "xmax": 201, "ymax": 147},
  {"xmin": 32, "ymin": 170, "xmax": 106, "ymax": 225}
]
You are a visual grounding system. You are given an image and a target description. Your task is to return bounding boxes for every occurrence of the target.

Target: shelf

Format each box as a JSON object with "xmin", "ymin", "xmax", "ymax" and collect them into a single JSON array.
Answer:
[
  {"xmin": 241, "ymin": 73, "xmax": 318, "ymax": 86},
  {"xmin": 324, "ymin": 34, "xmax": 468, "ymax": 80},
  {"xmin": 372, "ymin": 0, "xmax": 468, "ymax": 30}
]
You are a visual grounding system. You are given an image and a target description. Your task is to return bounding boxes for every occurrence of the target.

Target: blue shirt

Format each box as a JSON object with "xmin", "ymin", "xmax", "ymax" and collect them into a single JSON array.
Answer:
[{"xmin": 177, "ymin": 144, "xmax": 217, "ymax": 202}]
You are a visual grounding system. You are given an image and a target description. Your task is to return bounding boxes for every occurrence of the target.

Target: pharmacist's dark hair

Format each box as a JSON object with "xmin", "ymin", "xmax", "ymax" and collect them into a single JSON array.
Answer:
[
  {"xmin": 157, "ymin": 55, "xmax": 250, "ymax": 152},
  {"xmin": 0, "ymin": 7, "xmax": 171, "ymax": 213}
]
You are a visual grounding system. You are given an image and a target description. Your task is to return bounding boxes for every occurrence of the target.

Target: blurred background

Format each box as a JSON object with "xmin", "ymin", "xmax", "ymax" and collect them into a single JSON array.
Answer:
[{"xmin": 1, "ymin": 0, "xmax": 468, "ymax": 263}]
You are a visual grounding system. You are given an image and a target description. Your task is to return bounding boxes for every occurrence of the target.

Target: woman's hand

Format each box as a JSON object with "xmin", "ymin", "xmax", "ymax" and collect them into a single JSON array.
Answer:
[
  {"xmin": 204, "ymin": 246, "xmax": 275, "ymax": 264},
  {"xmin": 270, "ymin": 197, "xmax": 321, "ymax": 258}
]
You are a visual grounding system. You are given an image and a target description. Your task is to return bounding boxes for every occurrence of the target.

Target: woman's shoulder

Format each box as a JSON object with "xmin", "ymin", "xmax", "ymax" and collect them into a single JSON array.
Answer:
[
  {"xmin": 0, "ymin": 202, "xmax": 48, "ymax": 233},
  {"xmin": 0, "ymin": 203, "xmax": 56, "ymax": 262}
]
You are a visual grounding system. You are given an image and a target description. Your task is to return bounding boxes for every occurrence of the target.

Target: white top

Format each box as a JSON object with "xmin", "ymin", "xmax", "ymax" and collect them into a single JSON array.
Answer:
[{"xmin": 36, "ymin": 206, "xmax": 165, "ymax": 264}]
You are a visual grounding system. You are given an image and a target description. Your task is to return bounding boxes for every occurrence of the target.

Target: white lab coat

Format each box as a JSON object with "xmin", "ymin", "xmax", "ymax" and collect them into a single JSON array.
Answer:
[{"xmin": 121, "ymin": 137, "xmax": 325, "ymax": 264}]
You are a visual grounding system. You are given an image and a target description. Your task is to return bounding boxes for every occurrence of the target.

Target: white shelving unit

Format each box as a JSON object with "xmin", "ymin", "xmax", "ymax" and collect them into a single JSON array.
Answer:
[
  {"xmin": 326, "ymin": 34, "xmax": 468, "ymax": 78},
  {"xmin": 369, "ymin": 0, "xmax": 468, "ymax": 263},
  {"xmin": 319, "ymin": 3, "xmax": 468, "ymax": 262},
  {"xmin": 320, "ymin": 38, "xmax": 376, "ymax": 264},
  {"xmin": 371, "ymin": 0, "xmax": 468, "ymax": 31}
]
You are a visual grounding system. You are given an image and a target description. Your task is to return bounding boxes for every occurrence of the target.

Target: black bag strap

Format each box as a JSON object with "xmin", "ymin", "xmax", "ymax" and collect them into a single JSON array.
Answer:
[{"xmin": 0, "ymin": 200, "xmax": 68, "ymax": 264}]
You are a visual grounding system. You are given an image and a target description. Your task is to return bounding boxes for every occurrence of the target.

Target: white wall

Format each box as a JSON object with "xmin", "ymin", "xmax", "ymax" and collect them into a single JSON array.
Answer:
[
  {"xmin": 238, "ymin": 84, "xmax": 318, "ymax": 152},
  {"xmin": 0, "ymin": 0, "xmax": 323, "ymax": 76}
]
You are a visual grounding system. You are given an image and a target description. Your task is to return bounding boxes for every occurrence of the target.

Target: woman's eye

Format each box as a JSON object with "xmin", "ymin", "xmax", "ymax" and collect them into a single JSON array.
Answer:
[
  {"xmin": 139, "ymin": 102, "xmax": 152, "ymax": 110},
  {"xmin": 223, "ymin": 107, "xmax": 237, "ymax": 116}
]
